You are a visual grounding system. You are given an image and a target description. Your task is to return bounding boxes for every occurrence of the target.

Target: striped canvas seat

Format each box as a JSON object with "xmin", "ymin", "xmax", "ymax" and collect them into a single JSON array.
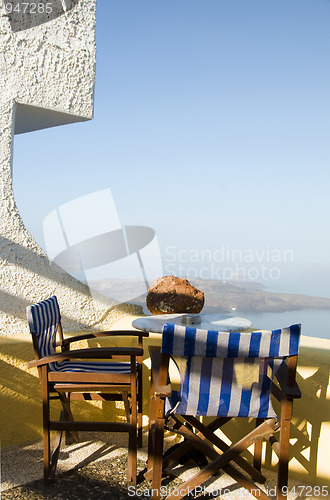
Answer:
[
  {"xmin": 147, "ymin": 322, "xmax": 301, "ymax": 500},
  {"xmin": 162, "ymin": 322, "xmax": 301, "ymax": 419},
  {"xmin": 27, "ymin": 296, "xmax": 131, "ymax": 375},
  {"xmin": 50, "ymin": 360, "xmax": 131, "ymax": 374}
]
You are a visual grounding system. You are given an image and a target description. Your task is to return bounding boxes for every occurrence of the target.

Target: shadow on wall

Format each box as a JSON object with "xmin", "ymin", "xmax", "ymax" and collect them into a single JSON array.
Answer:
[
  {"xmin": 0, "ymin": 340, "xmax": 41, "ymax": 446},
  {"xmin": 0, "ymin": 235, "xmax": 142, "ymax": 333},
  {"xmin": 0, "ymin": 234, "xmax": 90, "ymax": 293},
  {"xmin": 0, "ymin": 335, "xmax": 132, "ymax": 448},
  {"xmin": 289, "ymin": 345, "xmax": 330, "ymax": 486},
  {"xmin": 0, "ymin": 233, "xmax": 92, "ymax": 332}
]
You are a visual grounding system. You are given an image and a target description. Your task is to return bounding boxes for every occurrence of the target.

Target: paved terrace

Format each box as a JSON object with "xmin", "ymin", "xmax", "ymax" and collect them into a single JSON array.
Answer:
[{"xmin": 1, "ymin": 432, "xmax": 320, "ymax": 500}]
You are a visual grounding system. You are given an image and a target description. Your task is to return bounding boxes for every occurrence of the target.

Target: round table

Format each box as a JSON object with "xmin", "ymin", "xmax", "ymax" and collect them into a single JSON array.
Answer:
[{"xmin": 132, "ymin": 313, "xmax": 252, "ymax": 334}]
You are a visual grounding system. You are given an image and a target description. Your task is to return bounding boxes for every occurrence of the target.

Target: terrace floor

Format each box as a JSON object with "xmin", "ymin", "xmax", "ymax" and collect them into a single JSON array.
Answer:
[{"xmin": 0, "ymin": 432, "xmax": 321, "ymax": 500}]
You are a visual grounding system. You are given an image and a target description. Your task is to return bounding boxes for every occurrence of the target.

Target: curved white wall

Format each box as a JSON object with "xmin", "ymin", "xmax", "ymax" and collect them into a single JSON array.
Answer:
[{"xmin": 0, "ymin": 1, "xmax": 137, "ymax": 335}]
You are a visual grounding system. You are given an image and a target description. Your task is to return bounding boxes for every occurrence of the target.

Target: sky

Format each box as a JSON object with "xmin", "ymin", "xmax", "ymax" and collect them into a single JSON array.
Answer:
[{"xmin": 12, "ymin": 0, "xmax": 330, "ymax": 296}]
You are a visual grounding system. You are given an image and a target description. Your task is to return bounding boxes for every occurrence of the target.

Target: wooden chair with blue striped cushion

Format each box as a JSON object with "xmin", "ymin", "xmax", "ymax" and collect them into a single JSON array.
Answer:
[
  {"xmin": 146, "ymin": 323, "xmax": 301, "ymax": 500},
  {"xmin": 27, "ymin": 295, "xmax": 148, "ymax": 484}
]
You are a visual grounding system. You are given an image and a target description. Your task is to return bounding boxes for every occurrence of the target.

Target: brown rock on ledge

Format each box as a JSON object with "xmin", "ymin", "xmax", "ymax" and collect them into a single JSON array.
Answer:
[{"xmin": 146, "ymin": 275, "xmax": 204, "ymax": 315}]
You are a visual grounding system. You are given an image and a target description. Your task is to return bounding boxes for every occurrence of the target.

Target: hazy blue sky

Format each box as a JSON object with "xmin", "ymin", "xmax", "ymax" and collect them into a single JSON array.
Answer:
[{"xmin": 13, "ymin": 0, "xmax": 330, "ymax": 295}]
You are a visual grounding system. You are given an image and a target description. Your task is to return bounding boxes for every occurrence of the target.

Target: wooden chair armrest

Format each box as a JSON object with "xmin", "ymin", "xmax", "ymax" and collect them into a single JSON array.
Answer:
[
  {"xmin": 273, "ymin": 362, "xmax": 301, "ymax": 399},
  {"xmin": 28, "ymin": 347, "xmax": 143, "ymax": 368},
  {"xmin": 58, "ymin": 329, "xmax": 149, "ymax": 348},
  {"xmin": 149, "ymin": 346, "xmax": 172, "ymax": 398},
  {"xmin": 56, "ymin": 332, "xmax": 110, "ymax": 347}
]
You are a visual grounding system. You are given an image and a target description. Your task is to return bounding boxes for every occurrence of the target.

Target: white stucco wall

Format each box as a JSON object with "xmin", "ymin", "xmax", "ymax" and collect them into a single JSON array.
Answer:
[{"xmin": 0, "ymin": 1, "xmax": 139, "ymax": 335}]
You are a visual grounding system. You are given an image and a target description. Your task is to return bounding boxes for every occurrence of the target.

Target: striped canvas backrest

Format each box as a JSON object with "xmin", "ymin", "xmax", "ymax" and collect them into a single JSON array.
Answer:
[
  {"xmin": 161, "ymin": 323, "xmax": 301, "ymax": 418},
  {"xmin": 26, "ymin": 296, "xmax": 61, "ymax": 359}
]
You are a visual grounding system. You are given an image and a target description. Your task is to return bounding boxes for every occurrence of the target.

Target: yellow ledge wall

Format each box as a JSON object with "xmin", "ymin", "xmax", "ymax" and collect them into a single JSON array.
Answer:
[{"xmin": 1, "ymin": 316, "xmax": 329, "ymax": 488}]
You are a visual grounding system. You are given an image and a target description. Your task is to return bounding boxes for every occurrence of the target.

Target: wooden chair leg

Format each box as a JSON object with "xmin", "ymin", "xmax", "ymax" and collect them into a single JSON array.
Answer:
[
  {"xmin": 58, "ymin": 392, "xmax": 79, "ymax": 445},
  {"xmin": 277, "ymin": 398, "xmax": 293, "ymax": 500},
  {"xmin": 254, "ymin": 418, "xmax": 264, "ymax": 472},
  {"xmin": 128, "ymin": 424, "xmax": 137, "ymax": 485},
  {"xmin": 151, "ymin": 410, "xmax": 165, "ymax": 500},
  {"xmin": 41, "ymin": 367, "xmax": 50, "ymax": 482},
  {"xmin": 127, "ymin": 371, "xmax": 138, "ymax": 485},
  {"xmin": 49, "ymin": 412, "xmax": 64, "ymax": 479},
  {"xmin": 123, "ymin": 391, "xmax": 131, "ymax": 421},
  {"xmin": 145, "ymin": 385, "xmax": 166, "ymax": 496},
  {"xmin": 146, "ymin": 382, "xmax": 157, "ymax": 477},
  {"xmin": 138, "ymin": 364, "xmax": 143, "ymax": 448}
]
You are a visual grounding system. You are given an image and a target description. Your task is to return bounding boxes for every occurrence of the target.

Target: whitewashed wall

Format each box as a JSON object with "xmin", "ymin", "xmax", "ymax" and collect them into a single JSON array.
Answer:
[{"xmin": 0, "ymin": 1, "xmax": 137, "ymax": 335}]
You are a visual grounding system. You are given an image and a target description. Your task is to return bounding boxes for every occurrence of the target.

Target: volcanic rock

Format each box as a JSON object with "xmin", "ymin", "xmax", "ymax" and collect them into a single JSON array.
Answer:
[{"xmin": 146, "ymin": 275, "xmax": 204, "ymax": 315}]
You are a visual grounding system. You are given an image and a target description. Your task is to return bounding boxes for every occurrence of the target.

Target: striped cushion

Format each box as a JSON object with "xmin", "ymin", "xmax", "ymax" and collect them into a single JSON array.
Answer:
[
  {"xmin": 27, "ymin": 296, "xmax": 60, "ymax": 358},
  {"xmin": 162, "ymin": 323, "xmax": 301, "ymax": 418},
  {"xmin": 26, "ymin": 296, "xmax": 131, "ymax": 374},
  {"xmin": 51, "ymin": 360, "xmax": 131, "ymax": 374}
]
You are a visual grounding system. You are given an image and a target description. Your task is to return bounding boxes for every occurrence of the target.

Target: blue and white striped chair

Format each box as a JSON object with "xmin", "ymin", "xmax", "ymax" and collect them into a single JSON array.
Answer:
[
  {"xmin": 27, "ymin": 296, "xmax": 148, "ymax": 484},
  {"xmin": 147, "ymin": 323, "xmax": 301, "ymax": 500}
]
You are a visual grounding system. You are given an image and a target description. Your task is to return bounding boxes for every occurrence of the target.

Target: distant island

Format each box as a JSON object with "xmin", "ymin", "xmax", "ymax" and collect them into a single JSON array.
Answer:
[
  {"xmin": 190, "ymin": 278, "xmax": 330, "ymax": 313},
  {"xmin": 87, "ymin": 277, "xmax": 330, "ymax": 314}
]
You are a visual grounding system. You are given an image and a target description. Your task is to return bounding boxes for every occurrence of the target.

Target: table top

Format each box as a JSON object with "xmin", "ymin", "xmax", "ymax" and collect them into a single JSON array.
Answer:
[{"xmin": 132, "ymin": 313, "xmax": 252, "ymax": 334}]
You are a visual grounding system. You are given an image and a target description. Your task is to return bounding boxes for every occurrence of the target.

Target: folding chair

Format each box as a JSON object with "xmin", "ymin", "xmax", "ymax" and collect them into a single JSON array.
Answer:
[
  {"xmin": 146, "ymin": 322, "xmax": 301, "ymax": 500},
  {"xmin": 27, "ymin": 295, "xmax": 148, "ymax": 484}
]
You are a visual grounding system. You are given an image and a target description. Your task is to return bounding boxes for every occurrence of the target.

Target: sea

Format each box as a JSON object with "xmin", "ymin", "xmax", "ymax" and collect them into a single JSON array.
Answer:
[
  {"xmin": 166, "ymin": 262, "xmax": 330, "ymax": 340},
  {"xmin": 234, "ymin": 308, "xmax": 330, "ymax": 340},
  {"xmin": 182, "ymin": 263, "xmax": 330, "ymax": 339},
  {"xmin": 238, "ymin": 263, "xmax": 330, "ymax": 339}
]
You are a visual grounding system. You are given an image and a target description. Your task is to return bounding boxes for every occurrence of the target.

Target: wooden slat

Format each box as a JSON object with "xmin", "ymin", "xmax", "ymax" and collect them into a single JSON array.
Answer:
[
  {"xmin": 49, "ymin": 421, "xmax": 132, "ymax": 432},
  {"xmin": 48, "ymin": 372, "xmax": 132, "ymax": 383},
  {"xmin": 60, "ymin": 329, "xmax": 148, "ymax": 347},
  {"xmin": 67, "ymin": 392, "xmax": 128, "ymax": 401},
  {"xmin": 53, "ymin": 384, "xmax": 131, "ymax": 392}
]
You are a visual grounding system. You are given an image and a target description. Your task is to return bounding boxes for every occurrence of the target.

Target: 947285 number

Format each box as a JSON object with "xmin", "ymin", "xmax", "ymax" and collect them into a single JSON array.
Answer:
[
  {"xmin": 4, "ymin": 2, "xmax": 53, "ymax": 14},
  {"xmin": 282, "ymin": 485, "xmax": 328, "ymax": 497}
]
